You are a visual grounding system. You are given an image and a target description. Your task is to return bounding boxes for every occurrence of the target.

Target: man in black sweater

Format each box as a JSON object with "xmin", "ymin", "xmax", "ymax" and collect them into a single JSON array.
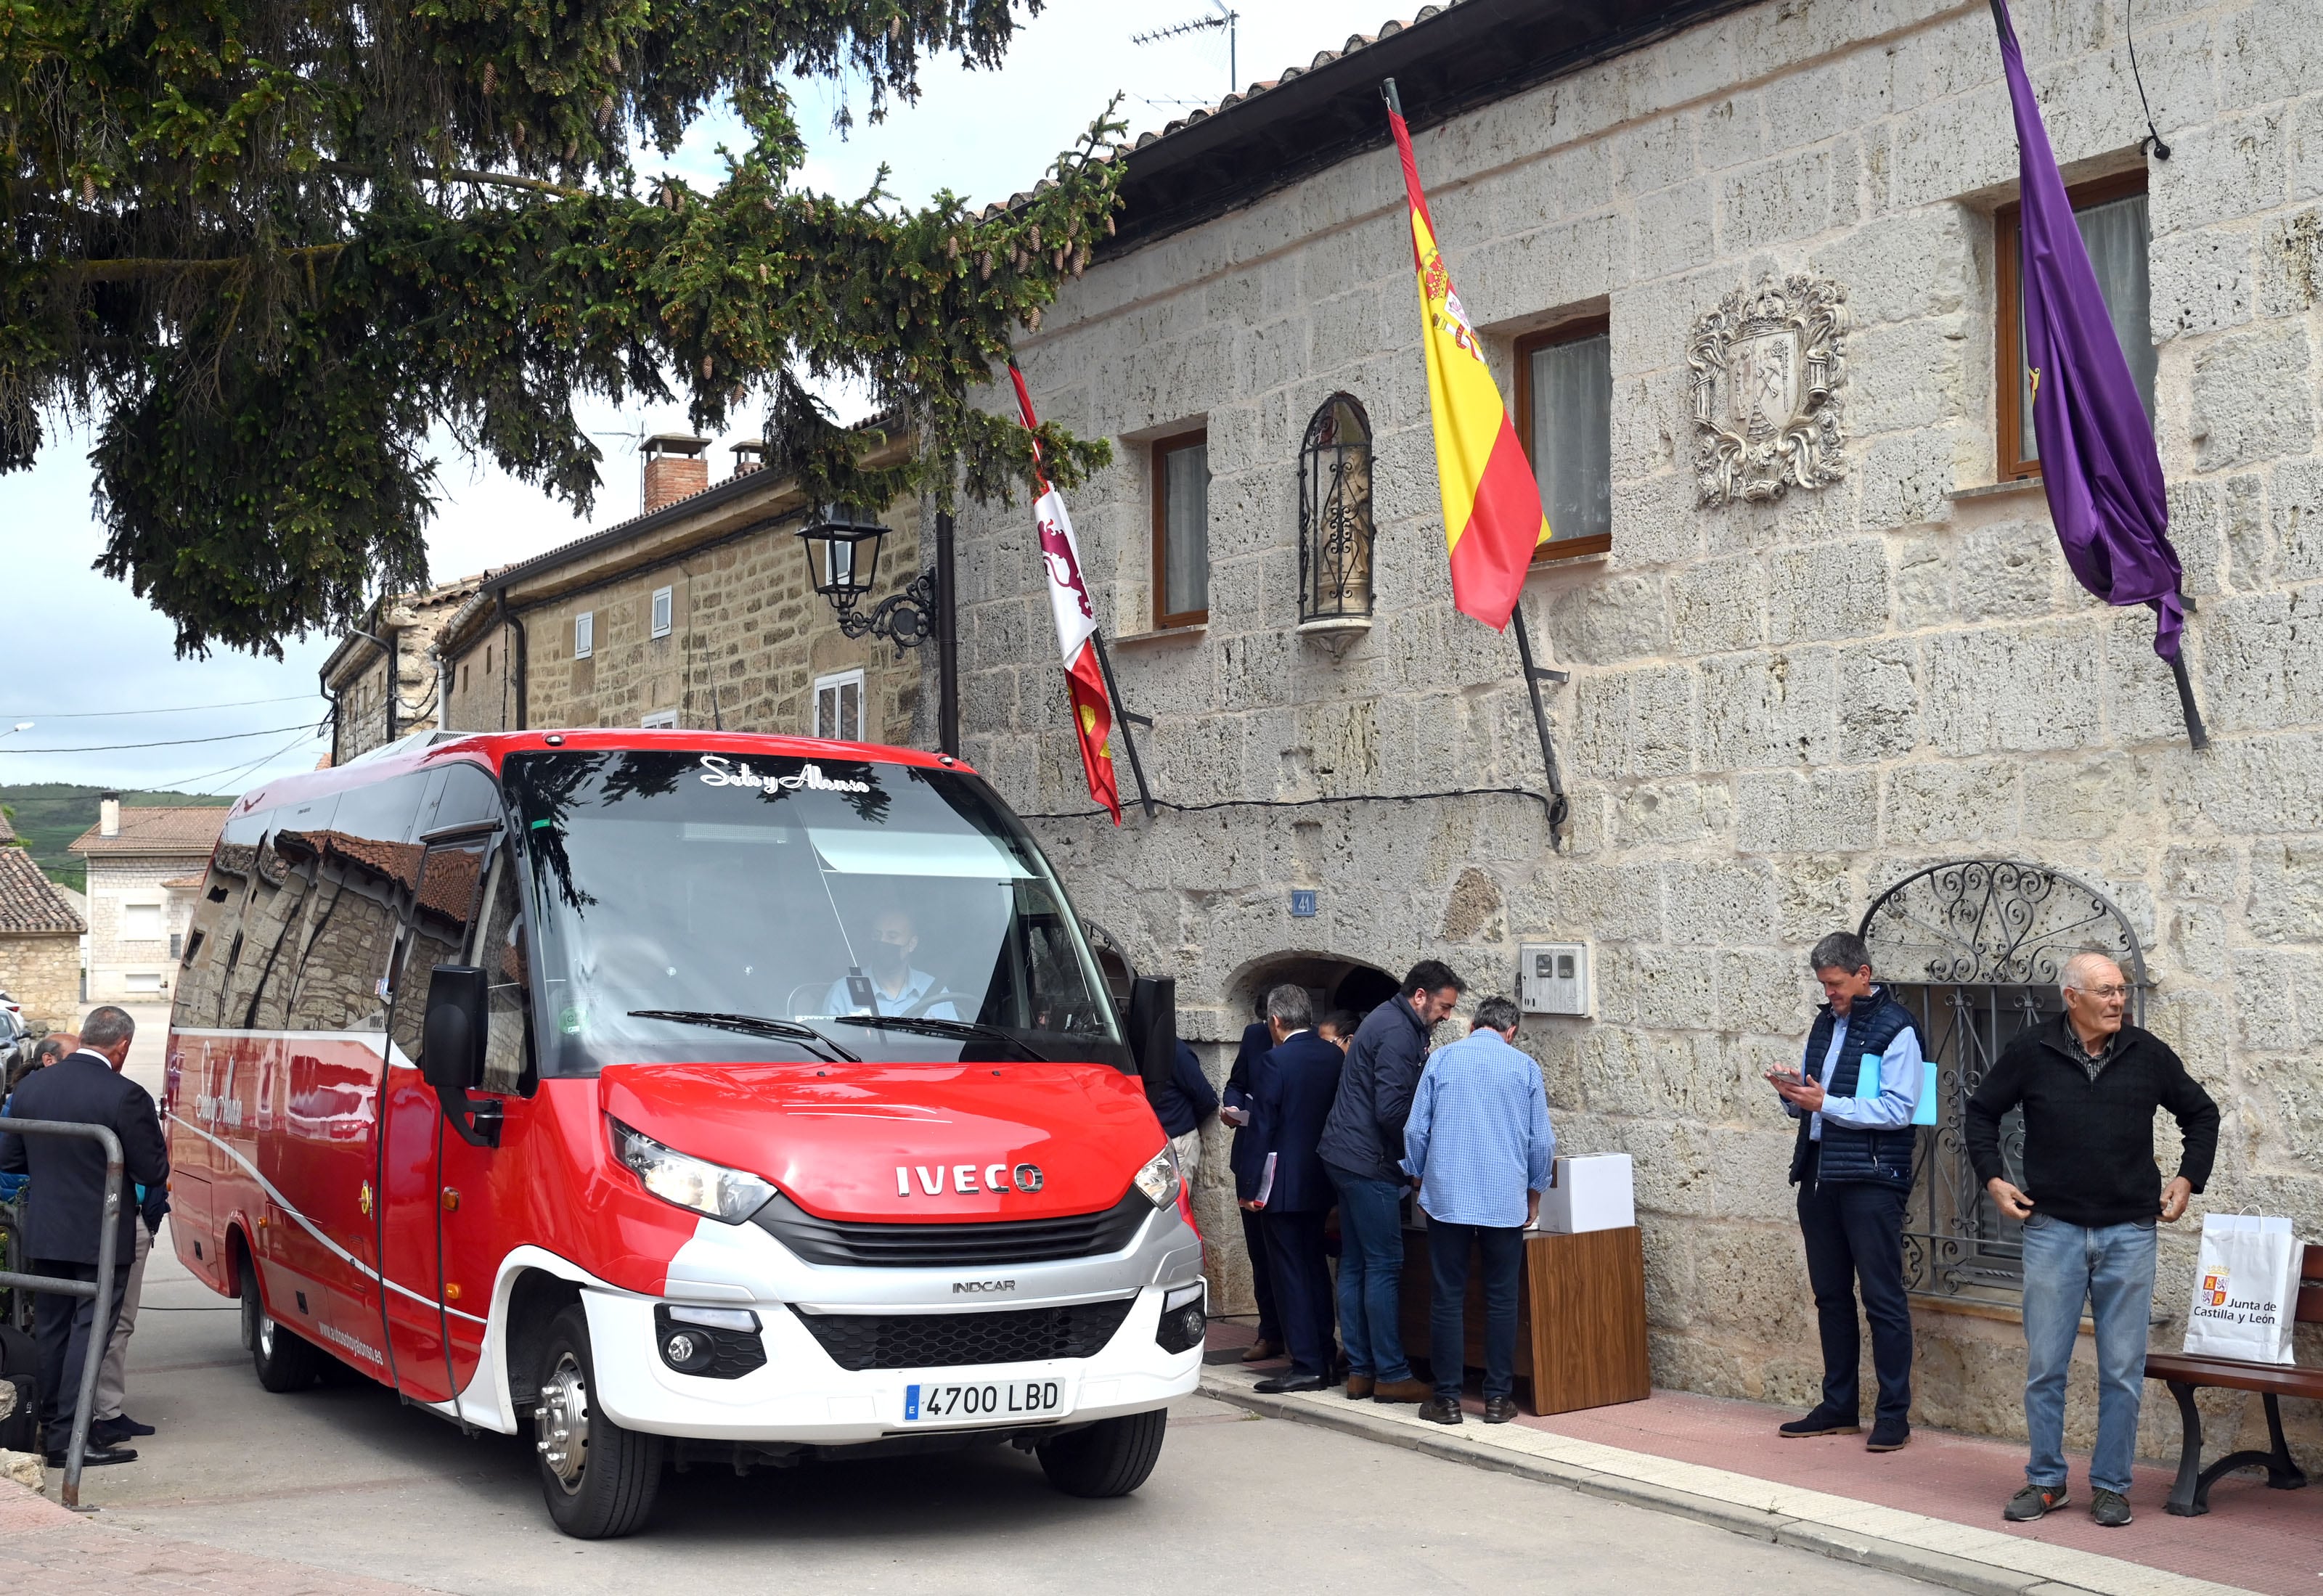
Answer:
[{"xmin": 1965, "ymin": 952, "xmax": 2218, "ymax": 1530}]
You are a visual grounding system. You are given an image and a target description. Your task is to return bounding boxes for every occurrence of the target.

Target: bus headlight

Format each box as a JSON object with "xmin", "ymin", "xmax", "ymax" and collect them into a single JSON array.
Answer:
[
  {"xmin": 1130, "ymin": 1145, "xmax": 1182, "ymax": 1211},
  {"xmin": 609, "ymin": 1118, "xmax": 777, "ymax": 1223}
]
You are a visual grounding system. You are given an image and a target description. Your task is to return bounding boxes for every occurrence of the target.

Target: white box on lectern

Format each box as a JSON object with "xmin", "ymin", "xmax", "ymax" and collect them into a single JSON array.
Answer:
[{"xmin": 1537, "ymin": 1153, "xmax": 1635, "ymax": 1234}]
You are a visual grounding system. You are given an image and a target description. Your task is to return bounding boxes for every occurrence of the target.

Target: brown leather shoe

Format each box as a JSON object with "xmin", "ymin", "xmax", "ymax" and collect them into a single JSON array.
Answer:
[
  {"xmin": 1344, "ymin": 1374, "xmax": 1376, "ymax": 1400},
  {"xmin": 1241, "ymin": 1337, "xmax": 1283, "ymax": 1364},
  {"xmin": 1371, "ymin": 1377, "xmax": 1433, "ymax": 1404},
  {"xmin": 1482, "ymin": 1396, "xmax": 1521, "ymax": 1425}
]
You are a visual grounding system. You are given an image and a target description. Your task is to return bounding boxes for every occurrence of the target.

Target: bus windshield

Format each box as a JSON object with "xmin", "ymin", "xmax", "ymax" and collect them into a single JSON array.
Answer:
[{"xmin": 502, "ymin": 749, "xmax": 1126, "ymax": 1076}]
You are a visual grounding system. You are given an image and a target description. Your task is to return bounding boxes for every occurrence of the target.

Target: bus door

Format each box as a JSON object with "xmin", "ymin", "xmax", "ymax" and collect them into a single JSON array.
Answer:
[{"xmin": 377, "ymin": 833, "xmax": 491, "ymax": 1404}]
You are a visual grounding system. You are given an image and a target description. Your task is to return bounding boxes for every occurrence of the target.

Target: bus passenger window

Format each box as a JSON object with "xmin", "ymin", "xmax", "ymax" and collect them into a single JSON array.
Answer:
[{"xmin": 391, "ymin": 840, "xmax": 489, "ymax": 1068}]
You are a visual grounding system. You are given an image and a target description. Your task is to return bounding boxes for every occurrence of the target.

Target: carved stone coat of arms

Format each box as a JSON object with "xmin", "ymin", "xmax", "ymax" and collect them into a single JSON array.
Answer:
[{"xmin": 1689, "ymin": 274, "xmax": 1849, "ymax": 504}]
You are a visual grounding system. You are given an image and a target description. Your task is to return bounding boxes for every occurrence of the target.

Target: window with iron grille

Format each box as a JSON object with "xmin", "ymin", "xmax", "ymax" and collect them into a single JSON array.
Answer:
[
  {"xmin": 1860, "ymin": 859, "xmax": 2147, "ymax": 1304},
  {"xmin": 1299, "ymin": 394, "xmax": 1374, "ymax": 624}
]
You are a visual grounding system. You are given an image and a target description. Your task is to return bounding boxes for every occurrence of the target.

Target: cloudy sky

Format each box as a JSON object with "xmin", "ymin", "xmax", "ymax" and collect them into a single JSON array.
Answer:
[{"xmin": 0, "ymin": 0, "xmax": 1379, "ymax": 796}]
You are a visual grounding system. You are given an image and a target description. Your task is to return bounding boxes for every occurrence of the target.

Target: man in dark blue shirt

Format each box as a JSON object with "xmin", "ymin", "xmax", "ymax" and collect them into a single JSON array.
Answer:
[
  {"xmin": 1238, "ymin": 985, "xmax": 1344, "ymax": 1393},
  {"xmin": 1147, "ymin": 1038, "xmax": 1219, "ymax": 1189}
]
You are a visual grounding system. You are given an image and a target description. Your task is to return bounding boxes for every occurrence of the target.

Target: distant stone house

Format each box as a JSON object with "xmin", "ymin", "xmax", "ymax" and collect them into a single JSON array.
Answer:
[
  {"xmin": 430, "ymin": 427, "xmax": 928, "ymax": 746},
  {"xmin": 68, "ymin": 798, "xmax": 229, "ymax": 1004},
  {"xmin": 320, "ymin": 574, "xmax": 489, "ymax": 764},
  {"xmin": 0, "ymin": 813, "xmax": 85, "ymax": 1029}
]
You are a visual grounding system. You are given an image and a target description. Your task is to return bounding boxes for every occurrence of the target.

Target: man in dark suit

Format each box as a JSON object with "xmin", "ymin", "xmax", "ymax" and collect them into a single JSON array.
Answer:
[
  {"xmin": 1220, "ymin": 1007, "xmax": 1284, "ymax": 1362},
  {"xmin": 0, "ymin": 1006, "xmax": 168, "ymax": 1468},
  {"xmin": 1237, "ymin": 985, "xmax": 1343, "ymax": 1394}
]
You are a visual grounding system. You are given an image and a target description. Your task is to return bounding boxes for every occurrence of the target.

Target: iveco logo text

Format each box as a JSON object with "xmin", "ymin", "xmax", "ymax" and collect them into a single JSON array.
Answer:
[
  {"xmin": 952, "ymin": 1279, "xmax": 1016, "ymax": 1294},
  {"xmin": 895, "ymin": 1163, "xmax": 1042, "ymax": 1196}
]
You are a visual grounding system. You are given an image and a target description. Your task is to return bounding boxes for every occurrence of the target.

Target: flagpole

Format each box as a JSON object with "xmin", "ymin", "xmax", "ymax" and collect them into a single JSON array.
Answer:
[
  {"xmin": 1088, "ymin": 631, "xmax": 1158, "ymax": 819},
  {"xmin": 2165, "ymin": 644, "xmax": 2209, "ymax": 752},
  {"xmin": 1509, "ymin": 606, "xmax": 1570, "ymax": 847}
]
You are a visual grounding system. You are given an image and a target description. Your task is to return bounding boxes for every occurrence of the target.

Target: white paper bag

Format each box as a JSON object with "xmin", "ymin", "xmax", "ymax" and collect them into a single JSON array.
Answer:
[{"xmin": 2181, "ymin": 1214, "xmax": 2301, "ymax": 1365}]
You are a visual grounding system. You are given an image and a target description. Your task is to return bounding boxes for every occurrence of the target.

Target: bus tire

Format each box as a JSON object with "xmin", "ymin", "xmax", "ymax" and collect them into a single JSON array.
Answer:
[
  {"xmin": 534, "ymin": 1304, "xmax": 661, "ymax": 1539},
  {"xmin": 1035, "ymin": 1407, "xmax": 1167, "ymax": 1498},
  {"xmin": 241, "ymin": 1265, "xmax": 326, "ymax": 1393}
]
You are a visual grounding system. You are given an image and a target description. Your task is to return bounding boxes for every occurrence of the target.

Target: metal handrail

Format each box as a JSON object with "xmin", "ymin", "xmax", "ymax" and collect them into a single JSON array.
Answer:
[{"xmin": 0, "ymin": 1117, "xmax": 125, "ymax": 1510}]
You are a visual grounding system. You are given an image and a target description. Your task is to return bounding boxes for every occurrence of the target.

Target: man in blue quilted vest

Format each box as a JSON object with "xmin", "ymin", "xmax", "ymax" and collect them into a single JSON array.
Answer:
[{"xmin": 1767, "ymin": 931, "xmax": 1925, "ymax": 1453}]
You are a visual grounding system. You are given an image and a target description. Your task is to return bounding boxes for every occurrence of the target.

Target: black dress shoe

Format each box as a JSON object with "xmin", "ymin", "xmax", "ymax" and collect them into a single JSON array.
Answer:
[
  {"xmin": 44, "ymin": 1443, "xmax": 137, "ymax": 1468},
  {"xmin": 1417, "ymin": 1396, "xmax": 1464, "ymax": 1425},
  {"xmin": 109, "ymin": 1414, "xmax": 158, "ymax": 1438},
  {"xmin": 1482, "ymin": 1396, "xmax": 1522, "ymax": 1425},
  {"xmin": 1252, "ymin": 1372, "xmax": 1328, "ymax": 1394},
  {"xmin": 89, "ymin": 1416, "xmax": 153, "ymax": 1446}
]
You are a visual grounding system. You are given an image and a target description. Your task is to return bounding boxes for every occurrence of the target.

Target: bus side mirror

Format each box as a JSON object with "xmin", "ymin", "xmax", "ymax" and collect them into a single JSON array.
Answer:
[
  {"xmin": 421, "ymin": 965, "xmax": 500, "ymax": 1147},
  {"xmin": 1126, "ymin": 975, "xmax": 1177, "ymax": 1097},
  {"xmin": 421, "ymin": 966, "xmax": 488, "ymax": 1092}
]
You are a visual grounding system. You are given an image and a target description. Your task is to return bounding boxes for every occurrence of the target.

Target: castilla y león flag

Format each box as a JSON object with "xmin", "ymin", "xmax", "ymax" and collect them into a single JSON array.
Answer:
[
  {"xmin": 1389, "ymin": 91, "xmax": 1551, "ymax": 631},
  {"xmin": 1010, "ymin": 366, "xmax": 1122, "ymax": 823}
]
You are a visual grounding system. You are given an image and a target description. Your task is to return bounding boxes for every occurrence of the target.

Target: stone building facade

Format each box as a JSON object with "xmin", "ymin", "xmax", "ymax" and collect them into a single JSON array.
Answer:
[
  {"xmin": 68, "ymin": 798, "xmax": 228, "ymax": 1004},
  {"xmin": 939, "ymin": 0, "xmax": 2323, "ymax": 1459},
  {"xmin": 0, "ymin": 818, "xmax": 84, "ymax": 1031},
  {"xmin": 322, "ymin": 576, "xmax": 487, "ymax": 764},
  {"xmin": 433, "ymin": 433, "xmax": 925, "ymax": 746}
]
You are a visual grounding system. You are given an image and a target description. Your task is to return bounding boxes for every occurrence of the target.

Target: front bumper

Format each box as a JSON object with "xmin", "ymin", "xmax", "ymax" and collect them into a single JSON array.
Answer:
[{"xmin": 581, "ymin": 1200, "xmax": 1205, "ymax": 1443}]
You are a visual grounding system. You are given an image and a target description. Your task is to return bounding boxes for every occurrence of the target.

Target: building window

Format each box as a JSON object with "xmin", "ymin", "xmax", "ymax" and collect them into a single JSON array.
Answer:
[
  {"xmin": 126, "ymin": 972, "xmax": 163, "ymax": 994},
  {"xmin": 574, "ymin": 611, "xmax": 594, "ymax": 660},
  {"xmin": 170, "ymin": 931, "xmax": 184, "ymax": 959},
  {"xmin": 1299, "ymin": 394, "xmax": 1375, "ymax": 623},
  {"xmin": 461, "ymin": 663, "xmax": 470, "ymax": 693},
  {"xmin": 651, "ymin": 586, "xmax": 673, "ymax": 639},
  {"xmin": 641, "ymin": 709, "xmax": 679, "ymax": 729},
  {"xmin": 121, "ymin": 903, "xmax": 164, "ymax": 942},
  {"xmin": 1996, "ymin": 171, "xmax": 2152, "ymax": 480},
  {"xmin": 813, "ymin": 668, "xmax": 865, "ymax": 742},
  {"xmin": 1515, "ymin": 316, "xmax": 1613, "ymax": 560},
  {"xmin": 1151, "ymin": 429, "xmax": 1209, "ymax": 628},
  {"xmin": 1860, "ymin": 859, "xmax": 2145, "ymax": 1306}
]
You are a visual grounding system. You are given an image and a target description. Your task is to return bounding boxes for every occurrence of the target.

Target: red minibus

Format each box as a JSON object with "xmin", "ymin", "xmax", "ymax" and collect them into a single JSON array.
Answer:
[{"xmin": 162, "ymin": 729, "xmax": 1205, "ymax": 1536}]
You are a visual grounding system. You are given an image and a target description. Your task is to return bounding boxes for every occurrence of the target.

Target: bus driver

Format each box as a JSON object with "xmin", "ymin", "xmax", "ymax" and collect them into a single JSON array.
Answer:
[{"xmin": 823, "ymin": 907, "xmax": 960, "ymax": 1019}]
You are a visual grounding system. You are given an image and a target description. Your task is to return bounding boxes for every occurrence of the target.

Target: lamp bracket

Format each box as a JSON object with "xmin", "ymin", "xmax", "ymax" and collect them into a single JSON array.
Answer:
[{"xmin": 836, "ymin": 570, "xmax": 940, "ymax": 656}]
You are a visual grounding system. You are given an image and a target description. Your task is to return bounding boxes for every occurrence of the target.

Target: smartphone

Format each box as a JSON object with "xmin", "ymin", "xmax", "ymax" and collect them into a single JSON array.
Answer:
[{"xmin": 1766, "ymin": 1069, "xmax": 1803, "ymax": 1086}]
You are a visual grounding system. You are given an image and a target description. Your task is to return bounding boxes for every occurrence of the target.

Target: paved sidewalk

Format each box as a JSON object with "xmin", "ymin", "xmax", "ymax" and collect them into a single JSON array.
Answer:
[
  {"xmin": 1201, "ymin": 1325, "xmax": 2316, "ymax": 1596},
  {"xmin": 0, "ymin": 1478, "xmax": 454, "ymax": 1595}
]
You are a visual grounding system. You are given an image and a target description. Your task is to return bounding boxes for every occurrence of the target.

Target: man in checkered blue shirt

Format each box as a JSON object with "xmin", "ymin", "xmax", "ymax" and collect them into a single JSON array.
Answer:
[{"xmin": 1400, "ymin": 995, "xmax": 1554, "ymax": 1427}]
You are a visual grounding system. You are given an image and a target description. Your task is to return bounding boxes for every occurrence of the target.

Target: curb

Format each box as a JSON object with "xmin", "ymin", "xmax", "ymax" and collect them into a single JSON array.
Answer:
[{"xmin": 1198, "ymin": 1370, "xmax": 2253, "ymax": 1596}]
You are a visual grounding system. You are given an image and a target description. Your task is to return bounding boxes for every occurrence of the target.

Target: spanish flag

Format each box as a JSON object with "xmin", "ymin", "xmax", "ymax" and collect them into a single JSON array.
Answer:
[{"xmin": 1389, "ymin": 88, "xmax": 1551, "ymax": 631}]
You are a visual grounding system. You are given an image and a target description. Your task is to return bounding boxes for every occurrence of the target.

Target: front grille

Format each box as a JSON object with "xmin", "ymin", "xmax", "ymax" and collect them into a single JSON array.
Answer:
[
  {"xmin": 795, "ymin": 1298, "xmax": 1137, "ymax": 1372},
  {"xmin": 753, "ymin": 1189, "xmax": 1150, "ymax": 1269}
]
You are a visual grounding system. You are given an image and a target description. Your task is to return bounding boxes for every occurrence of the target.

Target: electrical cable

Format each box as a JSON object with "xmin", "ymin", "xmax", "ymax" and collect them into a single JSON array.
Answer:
[
  {"xmin": 197, "ymin": 731, "xmax": 328, "ymax": 796},
  {"xmin": 0, "ymin": 721, "xmax": 322, "ymax": 754},
  {"xmin": 0, "ymin": 692, "xmax": 319, "ymax": 721},
  {"xmin": 148, "ymin": 727, "xmax": 326, "ymax": 793},
  {"xmin": 1015, "ymin": 785, "xmax": 1559, "ymax": 824}
]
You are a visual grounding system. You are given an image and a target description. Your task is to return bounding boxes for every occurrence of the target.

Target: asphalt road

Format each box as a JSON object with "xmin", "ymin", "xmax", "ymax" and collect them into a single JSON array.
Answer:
[{"xmin": 54, "ymin": 1012, "xmax": 1942, "ymax": 1594}]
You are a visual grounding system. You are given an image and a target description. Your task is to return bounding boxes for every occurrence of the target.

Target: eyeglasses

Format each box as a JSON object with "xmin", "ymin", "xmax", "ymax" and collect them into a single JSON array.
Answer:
[{"xmin": 2072, "ymin": 984, "xmax": 2130, "ymax": 1000}]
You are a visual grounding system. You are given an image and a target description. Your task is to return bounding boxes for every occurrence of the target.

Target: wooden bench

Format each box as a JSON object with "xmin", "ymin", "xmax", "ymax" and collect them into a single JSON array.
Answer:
[{"xmin": 2144, "ymin": 1242, "xmax": 2323, "ymax": 1517}]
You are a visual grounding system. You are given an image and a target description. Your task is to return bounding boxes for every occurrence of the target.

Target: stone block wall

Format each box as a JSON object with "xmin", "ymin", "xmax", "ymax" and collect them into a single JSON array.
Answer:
[
  {"xmin": 85, "ymin": 859, "xmax": 201, "ymax": 1003},
  {"xmin": 485, "ymin": 514, "xmax": 923, "ymax": 745},
  {"xmin": 943, "ymin": 0, "xmax": 2323, "ymax": 1458},
  {"xmin": 0, "ymin": 933, "xmax": 81, "ymax": 1031}
]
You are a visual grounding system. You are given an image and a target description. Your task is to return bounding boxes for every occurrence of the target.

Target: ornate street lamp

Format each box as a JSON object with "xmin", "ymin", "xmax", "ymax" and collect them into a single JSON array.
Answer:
[{"xmin": 795, "ymin": 505, "xmax": 960, "ymax": 753}]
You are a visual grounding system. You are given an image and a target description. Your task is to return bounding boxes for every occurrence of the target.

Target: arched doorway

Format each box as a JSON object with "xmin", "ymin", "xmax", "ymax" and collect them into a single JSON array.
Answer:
[
  {"xmin": 1860, "ymin": 859, "xmax": 2146, "ymax": 1305},
  {"xmin": 1225, "ymin": 950, "xmax": 1398, "ymax": 1031}
]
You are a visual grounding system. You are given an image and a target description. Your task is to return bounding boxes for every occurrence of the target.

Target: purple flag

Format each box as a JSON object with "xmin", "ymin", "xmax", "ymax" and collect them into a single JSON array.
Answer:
[{"xmin": 1991, "ymin": 0, "xmax": 2203, "ymax": 745}]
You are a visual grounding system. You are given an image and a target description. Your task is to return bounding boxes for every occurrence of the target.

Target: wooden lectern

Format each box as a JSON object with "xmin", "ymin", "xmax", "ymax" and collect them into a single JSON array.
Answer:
[{"xmin": 1397, "ymin": 1224, "xmax": 1651, "ymax": 1416}]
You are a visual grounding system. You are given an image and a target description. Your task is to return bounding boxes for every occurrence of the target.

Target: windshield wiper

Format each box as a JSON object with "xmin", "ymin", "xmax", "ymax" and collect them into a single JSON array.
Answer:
[
  {"xmin": 831, "ymin": 1015, "xmax": 1050, "ymax": 1063},
  {"xmin": 627, "ymin": 1010, "xmax": 859, "ymax": 1063}
]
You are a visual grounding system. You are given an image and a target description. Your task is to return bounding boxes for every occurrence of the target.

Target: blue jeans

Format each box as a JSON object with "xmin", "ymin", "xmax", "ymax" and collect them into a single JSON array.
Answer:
[
  {"xmin": 1426, "ymin": 1216, "xmax": 1524, "ymax": 1402},
  {"xmin": 2021, "ymin": 1214, "xmax": 2157, "ymax": 1496},
  {"xmin": 1328, "ymin": 1166, "xmax": 1413, "ymax": 1382}
]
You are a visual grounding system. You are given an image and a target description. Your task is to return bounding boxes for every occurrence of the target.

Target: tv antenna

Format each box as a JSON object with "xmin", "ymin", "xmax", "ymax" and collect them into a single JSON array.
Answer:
[{"xmin": 1132, "ymin": 1, "xmax": 1238, "ymax": 96}]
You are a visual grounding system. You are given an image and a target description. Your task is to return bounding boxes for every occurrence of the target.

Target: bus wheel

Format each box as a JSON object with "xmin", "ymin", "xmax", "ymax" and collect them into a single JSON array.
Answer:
[
  {"xmin": 1035, "ymin": 1408, "xmax": 1168, "ymax": 1498},
  {"xmin": 240, "ymin": 1266, "xmax": 325, "ymax": 1393},
  {"xmin": 534, "ymin": 1304, "xmax": 662, "ymax": 1539}
]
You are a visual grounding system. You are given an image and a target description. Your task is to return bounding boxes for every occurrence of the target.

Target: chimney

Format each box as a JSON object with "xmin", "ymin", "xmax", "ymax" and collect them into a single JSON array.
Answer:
[
  {"xmin": 99, "ymin": 792, "xmax": 121, "ymax": 838},
  {"xmin": 730, "ymin": 438, "xmax": 769, "ymax": 479},
  {"xmin": 642, "ymin": 434, "xmax": 711, "ymax": 512}
]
